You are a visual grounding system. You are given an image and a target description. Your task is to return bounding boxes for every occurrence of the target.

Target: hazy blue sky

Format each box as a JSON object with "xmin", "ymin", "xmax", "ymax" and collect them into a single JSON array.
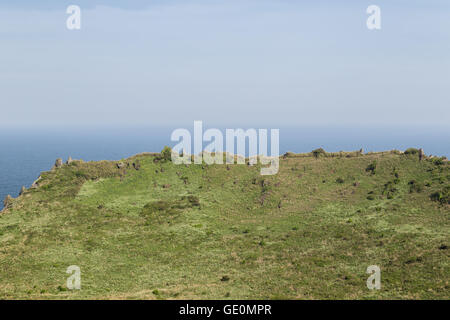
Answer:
[{"xmin": 1, "ymin": 0, "xmax": 449, "ymax": 127}]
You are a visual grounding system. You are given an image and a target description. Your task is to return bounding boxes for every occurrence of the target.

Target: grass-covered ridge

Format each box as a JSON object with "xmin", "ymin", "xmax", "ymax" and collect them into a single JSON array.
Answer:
[{"xmin": 0, "ymin": 149, "xmax": 448, "ymax": 299}]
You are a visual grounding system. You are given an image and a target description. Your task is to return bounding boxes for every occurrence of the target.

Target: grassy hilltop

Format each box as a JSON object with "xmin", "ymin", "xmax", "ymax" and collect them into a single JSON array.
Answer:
[{"xmin": 0, "ymin": 148, "xmax": 448, "ymax": 299}]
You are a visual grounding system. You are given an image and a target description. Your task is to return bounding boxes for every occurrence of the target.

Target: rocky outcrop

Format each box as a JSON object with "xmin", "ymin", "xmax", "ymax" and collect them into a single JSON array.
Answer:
[
  {"xmin": 283, "ymin": 152, "xmax": 294, "ymax": 159},
  {"xmin": 419, "ymin": 148, "xmax": 425, "ymax": 161},
  {"xmin": 19, "ymin": 186, "xmax": 26, "ymax": 196},
  {"xmin": 31, "ymin": 176, "xmax": 41, "ymax": 189},
  {"xmin": 54, "ymin": 158, "xmax": 63, "ymax": 169},
  {"xmin": 66, "ymin": 156, "xmax": 74, "ymax": 165},
  {"xmin": 3, "ymin": 195, "xmax": 13, "ymax": 210}
]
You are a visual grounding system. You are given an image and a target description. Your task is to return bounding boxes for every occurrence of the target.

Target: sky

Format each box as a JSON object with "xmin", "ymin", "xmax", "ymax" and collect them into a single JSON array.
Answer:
[{"xmin": 0, "ymin": 0, "xmax": 449, "ymax": 128}]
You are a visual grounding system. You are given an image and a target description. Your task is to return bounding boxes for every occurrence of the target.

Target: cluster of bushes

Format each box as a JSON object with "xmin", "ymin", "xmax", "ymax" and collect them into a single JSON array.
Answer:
[
  {"xmin": 404, "ymin": 148, "xmax": 420, "ymax": 155},
  {"xmin": 140, "ymin": 195, "xmax": 200, "ymax": 217},
  {"xmin": 69, "ymin": 161, "xmax": 119, "ymax": 181},
  {"xmin": 312, "ymin": 148, "xmax": 326, "ymax": 158},
  {"xmin": 184, "ymin": 195, "xmax": 201, "ymax": 206},
  {"xmin": 285, "ymin": 148, "xmax": 369, "ymax": 158},
  {"xmin": 429, "ymin": 157, "xmax": 447, "ymax": 166},
  {"xmin": 382, "ymin": 181, "xmax": 398, "ymax": 199},
  {"xmin": 154, "ymin": 146, "xmax": 172, "ymax": 163},
  {"xmin": 430, "ymin": 186, "xmax": 450, "ymax": 205}
]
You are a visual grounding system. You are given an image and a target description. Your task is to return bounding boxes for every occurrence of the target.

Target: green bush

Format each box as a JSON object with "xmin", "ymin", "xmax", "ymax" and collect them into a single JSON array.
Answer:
[
  {"xmin": 383, "ymin": 181, "xmax": 398, "ymax": 198},
  {"xmin": 161, "ymin": 146, "xmax": 172, "ymax": 161},
  {"xmin": 311, "ymin": 148, "xmax": 326, "ymax": 158},
  {"xmin": 408, "ymin": 180, "xmax": 423, "ymax": 193},
  {"xmin": 142, "ymin": 200, "xmax": 173, "ymax": 215},
  {"xmin": 431, "ymin": 157, "xmax": 446, "ymax": 166},
  {"xmin": 430, "ymin": 186, "xmax": 450, "ymax": 204},
  {"xmin": 404, "ymin": 148, "xmax": 420, "ymax": 155},
  {"xmin": 365, "ymin": 161, "xmax": 377, "ymax": 175},
  {"xmin": 154, "ymin": 146, "xmax": 173, "ymax": 162},
  {"xmin": 74, "ymin": 171, "xmax": 89, "ymax": 179},
  {"xmin": 183, "ymin": 195, "xmax": 200, "ymax": 207},
  {"xmin": 336, "ymin": 177, "xmax": 345, "ymax": 184},
  {"xmin": 392, "ymin": 168, "xmax": 399, "ymax": 179},
  {"xmin": 141, "ymin": 196, "xmax": 201, "ymax": 217}
]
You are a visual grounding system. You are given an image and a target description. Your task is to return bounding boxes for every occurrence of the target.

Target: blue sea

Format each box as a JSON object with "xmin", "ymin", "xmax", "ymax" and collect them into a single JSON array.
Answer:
[{"xmin": 1, "ymin": 125, "xmax": 448, "ymax": 210}]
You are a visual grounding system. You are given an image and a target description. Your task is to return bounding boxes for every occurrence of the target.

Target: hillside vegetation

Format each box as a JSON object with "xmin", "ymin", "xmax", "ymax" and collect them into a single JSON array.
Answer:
[{"xmin": 0, "ymin": 149, "xmax": 448, "ymax": 299}]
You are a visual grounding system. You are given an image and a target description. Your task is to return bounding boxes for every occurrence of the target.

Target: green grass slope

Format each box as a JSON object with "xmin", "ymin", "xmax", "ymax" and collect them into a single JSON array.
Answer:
[{"xmin": 0, "ymin": 150, "xmax": 448, "ymax": 299}]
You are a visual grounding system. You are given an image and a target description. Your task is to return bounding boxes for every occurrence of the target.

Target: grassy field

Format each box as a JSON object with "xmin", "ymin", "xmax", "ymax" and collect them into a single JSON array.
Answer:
[{"xmin": 0, "ymin": 149, "xmax": 448, "ymax": 299}]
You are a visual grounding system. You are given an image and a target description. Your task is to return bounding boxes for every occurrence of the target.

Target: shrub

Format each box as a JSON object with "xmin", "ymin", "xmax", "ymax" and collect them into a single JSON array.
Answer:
[
  {"xmin": 430, "ymin": 186, "xmax": 450, "ymax": 204},
  {"xmin": 311, "ymin": 148, "xmax": 326, "ymax": 158},
  {"xmin": 430, "ymin": 192, "xmax": 441, "ymax": 202},
  {"xmin": 383, "ymin": 181, "xmax": 398, "ymax": 198},
  {"xmin": 74, "ymin": 170, "xmax": 89, "ymax": 179},
  {"xmin": 141, "ymin": 196, "xmax": 201, "ymax": 217},
  {"xmin": 161, "ymin": 146, "xmax": 172, "ymax": 161},
  {"xmin": 404, "ymin": 148, "xmax": 420, "ymax": 155},
  {"xmin": 221, "ymin": 275, "xmax": 230, "ymax": 282},
  {"xmin": 154, "ymin": 146, "xmax": 172, "ymax": 162},
  {"xmin": 336, "ymin": 177, "xmax": 345, "ymax": 184},
  {"xmin": 408, "ymin": 180, "xmax": 423, "ymax": 193},
  {"xmin": 431, "ymin": 157, "xmax": 446, "ymax": 166},
  {"xmin": 142, "ymin": 200, "xmax": 172, "ymax": 215},
  {"xmin": 184, "ymin": 195, "xmax": 200, "ymax": 207},
  {"xmin": 365, "ymin": 161, "xmax": 377, "ymax": 175},
  {"xmin": 392, "ymin": 168, "xmax": 399, "ymax": 179}
]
